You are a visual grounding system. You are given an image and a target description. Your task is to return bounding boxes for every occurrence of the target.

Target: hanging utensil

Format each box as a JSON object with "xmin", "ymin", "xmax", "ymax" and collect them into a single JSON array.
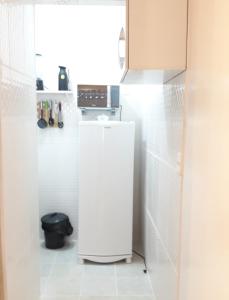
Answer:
[
  {"xmin": 44, "ymin": 100, "xmax": 49, "ymax": 122},
  {"xmin": 37, "ymin": 101, "xmax": 41, "ymax": 119},
  {"xmin": 48, "ymin": 100, "xmax": 54, "ymax": 127},
  {"xmin": 58, "ymin": 102, "xmax": 64, "ymax": 129},
  {"xmin": 54, "ymin": 101, "xmax": 58, "ymax": 127},
  {"xmin": 37, "ymin": 101, "xmax": 48, "ymax": 129}
]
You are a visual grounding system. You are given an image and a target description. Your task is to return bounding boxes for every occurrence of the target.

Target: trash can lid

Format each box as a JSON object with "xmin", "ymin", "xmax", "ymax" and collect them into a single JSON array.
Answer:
[{"xmin": 41, "ymin": 213, "xmax": 69, "ymax": 225}]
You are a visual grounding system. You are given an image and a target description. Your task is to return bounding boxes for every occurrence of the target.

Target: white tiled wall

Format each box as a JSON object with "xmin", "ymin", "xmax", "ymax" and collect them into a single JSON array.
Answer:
[
  {"xmin": 142, "ymin": 75, "xmax": 185, "ymax": 300},
  {"xmin": 0, "ymin": 2, "xmax": 40, "ymax": 300},
  {"xmin": 121, "ymin": 75, "xmax": 185, "ymax": 300},
  {"xmin": 37, "ymin": 93, "xmax": 79, "ymax": 240}
]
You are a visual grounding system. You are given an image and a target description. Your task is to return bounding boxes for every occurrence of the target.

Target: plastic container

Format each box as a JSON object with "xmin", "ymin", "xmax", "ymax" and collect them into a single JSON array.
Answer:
[{"xmin": 41, "ymin": 213, "xmax": 73, "ymax": 249}]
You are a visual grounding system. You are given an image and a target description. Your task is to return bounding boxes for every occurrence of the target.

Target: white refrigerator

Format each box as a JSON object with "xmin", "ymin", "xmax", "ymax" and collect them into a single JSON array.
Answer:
[{"xmin": 78, "ymin": 121, "xmax": 135, "ymax": 263}]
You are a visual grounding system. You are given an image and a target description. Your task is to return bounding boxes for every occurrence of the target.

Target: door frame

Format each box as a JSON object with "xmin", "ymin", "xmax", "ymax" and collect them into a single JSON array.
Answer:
[
  {"xmin": 0, "ymin": 228, "xmax": 5, "ymax": 300},
  {"xmin": 0, "ymin": 126, "xmax": 5, "ymax": 300}
]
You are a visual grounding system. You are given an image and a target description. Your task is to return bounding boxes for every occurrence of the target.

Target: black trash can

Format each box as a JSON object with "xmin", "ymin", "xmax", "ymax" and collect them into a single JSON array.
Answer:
[{"xmin": 41, "ymin": 213, "xmax": 73, "ymax": 249}]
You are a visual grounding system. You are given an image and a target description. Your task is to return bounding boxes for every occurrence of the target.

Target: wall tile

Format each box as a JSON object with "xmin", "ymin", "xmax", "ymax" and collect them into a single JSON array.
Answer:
[
  {"xmin": 0, "ymin": 3, "xmax": 39, "ymax": 300},
  {"xmin": 145, "ymin": 214, "xmax": 178, "ymax": 300},
  {"xmin": 145, "ymin": 151, "xmax": 181, "ymax": 268},
  {"xmin": 123, "ymin": 75, "xmax": 184, "ymax": 300},
  {"xmin": 0, "ymin": 4, "xmax": 10, "ymax": 66}
]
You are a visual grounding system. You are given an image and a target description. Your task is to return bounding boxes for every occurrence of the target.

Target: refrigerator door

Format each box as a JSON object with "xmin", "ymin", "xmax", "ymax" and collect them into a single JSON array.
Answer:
[{"xmin": 79, "ymin": 121, "xmax": 135, "ymax": 257}]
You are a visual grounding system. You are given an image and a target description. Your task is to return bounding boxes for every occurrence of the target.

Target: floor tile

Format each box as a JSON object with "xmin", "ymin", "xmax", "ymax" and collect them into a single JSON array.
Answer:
[
  {"xmin": 41, "ymin": 241, "xmax": 77, "ymax": 264},
  {"xmin": 56, "ymin": 251, "xmax": 78, "ymax": 264},
  {"xmin": 40, "ymin": 278, "xmax": 47, "ymax": 296},
  {"xmin": 117, "ymin": 276, "xmax": 153, "ymax": 296},
  {"xmin": 46, "ymin": 275, "xmax": 81, "ymax": 296},
  {"xmin": 83, "ymin": 263, "xmax": 115, "ymax": 277},
  {"xmin": 51, "ymin": 263, "xmax": 83, "ymax": 278},
  {"xmin": 40, "ymin": 264, "xmax": 53, "ymax": 277},
  {"xmin": 40, "ymin": 246, "xmax": 57, "ymax": 264},
  {"xmin": 40, "ymin": 242, "xmax": 155, "ymax": 299},
  {"xmin": 116, "ymin": 262, "xmax": 146, "ymax": 277},
  {"xmin": 80, "ymin": 275, "xmax": 116, "ymax": 296}
]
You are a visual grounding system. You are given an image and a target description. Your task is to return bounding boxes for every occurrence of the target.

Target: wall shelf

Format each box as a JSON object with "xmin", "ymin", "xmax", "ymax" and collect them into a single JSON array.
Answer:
[
  {"xmin": 79, "ymin": 107, "xmax": 117, "ymax": 115},
  {"xmin": 36, "ymin": 91, "xmax": 73, "ymax": 95}
]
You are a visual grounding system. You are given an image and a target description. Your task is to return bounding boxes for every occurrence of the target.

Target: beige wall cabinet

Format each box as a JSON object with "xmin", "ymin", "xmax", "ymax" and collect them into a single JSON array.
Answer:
[{"xmin": 119, "ymin": 0, "xmax": 188, "ymax": 83}]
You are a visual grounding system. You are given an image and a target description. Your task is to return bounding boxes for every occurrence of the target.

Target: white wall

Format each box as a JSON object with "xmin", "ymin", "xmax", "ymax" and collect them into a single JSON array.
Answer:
[
  {"xmin": 122, "ymin": 77, "xmax": 185, "ymax": 299},
  {"xmin": 142, "ymin": 75, "xmax": 184, "ymax": 300},
  {"xmin": 0, "ymin": 3, "xmax": 39, "ymax": 300},
  {"xmin": 35, "ymin": 5, "xmax": 124, "ymax": 88},
  {"xmin": 37, "ymin": 93, "xmax": 79, "ymax": 239}
]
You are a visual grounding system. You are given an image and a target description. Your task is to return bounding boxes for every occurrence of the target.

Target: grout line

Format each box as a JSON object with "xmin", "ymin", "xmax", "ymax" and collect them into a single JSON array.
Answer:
[
  {"xmin": 40, "ymin": 278, "xmax": 47, "ymax": 298},
  {"xmin": 79, "ymin": 256, "xmax": 85, "ymax": 297},
  {"xmin": 114, "ymin": 263, "xmax": 118, "ymax": 296},
  {"xmin": 146, "ymin": 148, "xmax": 180, "ymax": 174},
  {"xmin": 40, "ymin": 246, "xmax": 58, "ymax": 297},
  {"xmin": 146, "ymin": 209, "xmax": 178, "ymax": 276},
  {"xmin": 50, "ymin": 249, "xmax": 58, "ymax": 277},
  {"xmin": 146, "ymin": 268, "xmax": 157, "ymax": 300}
]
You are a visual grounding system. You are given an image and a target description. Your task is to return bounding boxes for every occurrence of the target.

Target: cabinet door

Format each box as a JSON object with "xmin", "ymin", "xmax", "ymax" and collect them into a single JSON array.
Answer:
[
  {"xmin": 128, "ymin": 0, "xmax": 187, "ymax": 70},
  {"xmin": 100, "ymin": 124, "xmax": 134, "ymax": 255},
  {"xmin": 79, "ymin": 124, "xmax": 103, "ymax": 255},
  {"xmin": 79, "ymin": 123, "xmax": 134, "ymax": 256}
]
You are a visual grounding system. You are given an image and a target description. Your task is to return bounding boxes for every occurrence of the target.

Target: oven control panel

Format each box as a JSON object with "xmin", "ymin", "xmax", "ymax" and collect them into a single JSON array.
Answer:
[{"xmin": 77, "ymin": 85, "xmax": 107, "ymax": 108}]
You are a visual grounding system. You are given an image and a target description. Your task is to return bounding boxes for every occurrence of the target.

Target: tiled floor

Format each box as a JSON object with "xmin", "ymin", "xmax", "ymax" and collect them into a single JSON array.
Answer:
[{"xmin": 40, "ymin": 241, "xmax": 155, "ymax": 300}]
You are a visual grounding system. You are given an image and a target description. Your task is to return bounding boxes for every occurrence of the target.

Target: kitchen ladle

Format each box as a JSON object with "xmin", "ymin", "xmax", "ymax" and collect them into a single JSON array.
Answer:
[
  {"xmin": 58, "ymin": 102, "xmax": 64, "ymax": 129},
  {"xmin": 48, "ymin": 100, "xmax": 55, "ymax": 126},
  {"xmin": 37, "ymin": 102, "xmax": 48, "ymax": 129}
]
